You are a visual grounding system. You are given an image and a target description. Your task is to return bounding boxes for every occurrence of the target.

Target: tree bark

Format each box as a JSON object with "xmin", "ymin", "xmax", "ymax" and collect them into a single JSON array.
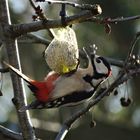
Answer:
[{"xmin": 0, "ymin": 0, "xmax": 36, "ymax": 139}]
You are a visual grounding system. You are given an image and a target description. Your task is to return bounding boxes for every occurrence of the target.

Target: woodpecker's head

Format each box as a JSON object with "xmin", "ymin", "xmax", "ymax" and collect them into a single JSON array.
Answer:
[
  {"xmin": 83, "ymin": 48, "xmax": 111, "ymax": 87},
  {"xmin": 91, "ymin": 54, "xmax": 111, "ymax": 79}
]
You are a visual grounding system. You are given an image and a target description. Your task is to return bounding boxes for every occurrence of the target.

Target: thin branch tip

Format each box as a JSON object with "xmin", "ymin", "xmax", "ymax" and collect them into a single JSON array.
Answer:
[{"xmin": 0, "ymin": 125, "xmax": 22, "ymax": 140}]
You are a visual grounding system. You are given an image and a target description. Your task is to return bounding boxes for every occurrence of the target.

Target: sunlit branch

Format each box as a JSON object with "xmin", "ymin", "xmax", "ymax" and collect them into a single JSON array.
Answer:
[
  {"xmin": 55, "ymin": 125, "xmax": 69, "ymax": 140},
  {"xmin": 37, "ymin": 0, "xmax": 102, "ymax": 12},
  {"xmin": 0, "ymin": 0, "xmax": 36, "ymax": 139},
  {"xmin": 0, "ymin": 125, "xmax": 22, "ymax": 140}
]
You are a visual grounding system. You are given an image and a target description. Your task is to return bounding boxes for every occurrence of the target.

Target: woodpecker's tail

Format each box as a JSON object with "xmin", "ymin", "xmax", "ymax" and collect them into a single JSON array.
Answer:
[{"xmin": 3, "ymin": 61, "xmax": 35, "ymax": 84}]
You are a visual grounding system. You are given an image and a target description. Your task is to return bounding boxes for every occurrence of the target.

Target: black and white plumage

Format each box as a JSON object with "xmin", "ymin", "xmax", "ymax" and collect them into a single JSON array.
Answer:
[{"xmin": 20, "ymin": 49, "xmax": 111, "ymax": 111}]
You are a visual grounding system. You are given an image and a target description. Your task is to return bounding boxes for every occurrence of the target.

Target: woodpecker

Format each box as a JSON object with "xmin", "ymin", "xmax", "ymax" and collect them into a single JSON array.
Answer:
[{"xmin": 4, "ymin": 50, "xmax": 111, "ymax": 111}]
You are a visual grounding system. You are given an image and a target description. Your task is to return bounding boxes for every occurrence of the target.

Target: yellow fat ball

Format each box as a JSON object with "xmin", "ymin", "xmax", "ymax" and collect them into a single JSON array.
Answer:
[{"xmin": 45, "ymin": 27, "xmax": 79, "ymax": 74}]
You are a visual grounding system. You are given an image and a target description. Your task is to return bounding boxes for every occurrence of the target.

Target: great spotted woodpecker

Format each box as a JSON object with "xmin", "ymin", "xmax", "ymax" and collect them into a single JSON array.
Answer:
[{"xmin": 4, "ymin": 49, "xmax": 111, "ymax": 111}]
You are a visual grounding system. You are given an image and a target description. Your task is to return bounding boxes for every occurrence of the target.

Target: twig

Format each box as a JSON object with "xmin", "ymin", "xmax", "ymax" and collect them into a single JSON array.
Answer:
[
  {"xmin": 37, "ymin": 0, "xmax": 102, "ymax": 13},
  {"xmin": 29, "ymin": 0, "xmax": 54, "ymax": 38},
  {"xmin": 55, "ymin": 125, "xmax": 69, "ymax": 140},
  {"xmin": 87, "ymin": 15, "xmax": 140, "ymax": 24},
  {"xmin": 106, "ymin": 15, "xmax": 140, "ymax": 24},
  {"xmin": 0, "ymin": 125, "xmax": 22, "ymax": 140},
  {"xmin": 29, "ymin": 0, "xmax": 47, "ymax": 20},
  {"xmin": 18, "ymin": 33, "xmax": 51, "ymax": 45},
  {"xmin": 29, "ymin": 0, "xmax": 36, "ymax": 9},
  {"xmin": 125, "ymin": 32, "xmax": 140, "ymax": 65}
]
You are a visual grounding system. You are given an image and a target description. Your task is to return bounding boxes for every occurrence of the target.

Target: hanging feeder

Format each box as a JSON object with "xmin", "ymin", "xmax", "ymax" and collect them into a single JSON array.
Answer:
[{"xmin": 45, "ymin": 26, "xmax": 79, "ymax": 74}]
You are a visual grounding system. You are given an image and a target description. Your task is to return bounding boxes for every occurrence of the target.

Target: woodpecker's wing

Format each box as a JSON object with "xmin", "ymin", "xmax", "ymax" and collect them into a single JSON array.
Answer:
[
  {"xmin": 49, "ymin": 68, "xmax": 93, "ymax": 100},
  {"xmin": 19, "ymin": 88, "xmax": 95, "ymax": 111},
  {"xmin": 19, "ymin": 68, "xmax": 96, "ymax": 111},
  {"xmin": 19, "ymin": 79, "xmax": 109, "ymax": 111}
]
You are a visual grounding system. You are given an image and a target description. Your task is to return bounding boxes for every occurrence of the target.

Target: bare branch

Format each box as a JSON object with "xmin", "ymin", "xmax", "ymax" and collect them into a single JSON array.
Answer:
[
  {"xmin": 125, "ymin": 32, "xmax": 140, "ymax": 65},
  {"xmin": 0, "ymin": 125, "xmax": 22, "ymax": 140},
  {"xmin": 107, "ymin": 15, "xmax": 140, "ymax": 24},
  {"xmin": 11, "ymin": 5, "xmax": 101, "ymax": 37},
  {"xmin": 0, "ymin": 0, "xmax": 36, "ymax": 139},
  {"xmin": 55, "ymin": 125, "xmax": 69, "ymax": 140},
  {"xmin": 106, "ymin": 57, "xmax": 124, "ymax": 68},
  {"xmin": 87, "ymin": 15, "xmax": 140, "ymax": 24},
  {"xmin": 29, "ymin": 0, "xmax": 54, "ymax": 38},
  {"xmin": 29, "ymin": 0, "xmax": 47, "ymax": 20},
  {"xmin": 10, "ymin": 13, "xmax": 140, "ymax": 39},
  {"xmin": 18, "ymin": 33, "xmax": 51, "ymax": 45},
  {"xmin": 29, "ymin": 0, "xmax": 36, "ymax": 10},
  {"xmin": 37, "ymin": 0, "xmax": 102, "ymax": 12}
]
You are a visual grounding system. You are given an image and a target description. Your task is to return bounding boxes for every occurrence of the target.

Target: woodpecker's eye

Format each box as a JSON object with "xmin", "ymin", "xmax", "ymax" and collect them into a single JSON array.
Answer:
[{"xmin": 96, "ymin": 58, "xmax": 101, "ymax": 63}]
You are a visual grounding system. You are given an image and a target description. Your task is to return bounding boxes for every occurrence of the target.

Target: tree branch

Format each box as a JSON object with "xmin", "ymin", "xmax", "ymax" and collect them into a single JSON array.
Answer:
[
  {"xmin": 29, "ymin": 0, "xmax": 36, "ymax": 10},
  {"xmin": 10, "ymin": 14, "xmax": 140, "ymax": 39},
  {"xmin": 37, "ymin": 0, "xmax": 102, "ymax": 12},
  {"xmin": 55, "ymin": 30, "xmax": 140, "ymax": 139},
  {"xmin": 29, "ymin": 0, "xmax": 54, "ymax": 38},
  {"xmin": 11, "ymin": 5, "xmax": 101, "ymax": 37},
  {"xmin": 0, "ymin": 125, "xmax": 22, "ymax": 140},
  {"xmin": 0, "ymin": 0, "xmax": 36, "ymax": 139},
  {"xmin": 55, "ymin": 125, "xmax": 69, "ymax": 140},
  {"xmin": 125, "ymin": 32, "xmax": 140, "ymax": 65},
  {"xmin": 18, "ymin": 33, "xmax": 51, "ymax": 45},
  {"xmin": 56, "ymin": 66, "xmax": 140, "ymax": 140},
  {"xmin": 87, "ymin": 15, "xmax": 140, "ymax": 24}
]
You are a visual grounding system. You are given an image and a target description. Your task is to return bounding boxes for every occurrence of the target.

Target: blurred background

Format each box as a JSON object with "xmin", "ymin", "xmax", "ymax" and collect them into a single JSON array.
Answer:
[{"xmin": 0, "ymin": 0, "xmax": 140, "ymax": 139}]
